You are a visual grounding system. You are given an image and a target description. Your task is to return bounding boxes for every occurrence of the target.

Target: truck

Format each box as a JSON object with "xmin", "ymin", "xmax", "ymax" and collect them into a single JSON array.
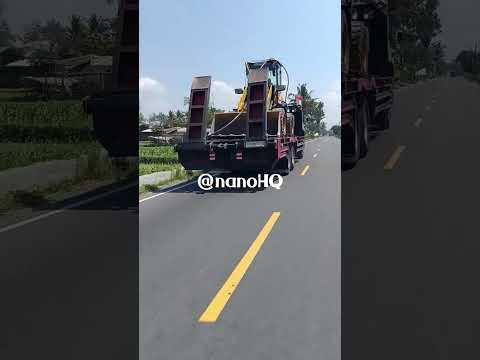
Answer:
[
  {"xmin": 83, "ymin": 0, "xmax": 138, "ymax": 158},
  {"xmin": 341, "ymin": 0, "xmax": 394, "ymax": 169},
  {"xmin": 176, "ymin": 59, "xmax": 305, "ymax": 175}
]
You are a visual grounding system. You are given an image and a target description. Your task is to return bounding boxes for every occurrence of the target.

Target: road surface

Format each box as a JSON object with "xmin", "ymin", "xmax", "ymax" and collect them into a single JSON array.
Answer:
[
  {"xmin": 342, "ymin": 76, "xmax": 480, "ymax": 359},
  {"xmin": 0, "ymin": 183, "xmax": 138, "ymax": 360},
  {"xmin": 140, "ymin": 137, "xmax": 341, "ymax": 359}
]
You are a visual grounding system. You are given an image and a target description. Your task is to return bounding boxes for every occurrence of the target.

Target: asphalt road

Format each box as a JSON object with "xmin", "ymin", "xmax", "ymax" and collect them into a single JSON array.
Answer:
[
  {"xmin": 0, "ymin": 184, "xmax": 139, "ymax": 360},
  {"xmin": 140, "ymin": 137, "xmax": 341, "ymax": 360},
  {"xmin": 342, "ymin": 76, "xmax": 480, "ymax": 359}
]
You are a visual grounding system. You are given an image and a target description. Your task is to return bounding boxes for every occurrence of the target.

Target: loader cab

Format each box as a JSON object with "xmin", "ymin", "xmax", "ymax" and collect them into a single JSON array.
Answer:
[{"xmin": 246, "ymin": 60, "xmax": 283, "ymax": 90}]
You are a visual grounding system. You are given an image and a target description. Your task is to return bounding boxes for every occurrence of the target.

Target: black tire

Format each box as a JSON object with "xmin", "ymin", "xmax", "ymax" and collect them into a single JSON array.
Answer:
[
  {"xmin": 279, "ymin": 147, "xmax": 294, "ymax": 176},
  {"xmin": 341, "ymin": 103, "xmax": 361, "ymax": 168},
  {"xmin": 297, "ymin": 150, "xmax": 304, "ymax": 160},
  {"xmin": 289, "ymin": 146, "xmax": 295, "ymax": 171},
  {"xmin": 376, "ymin": 109, "xmax": 391, "ymax": 131},
  {"xmin": 342, "ymin": 161, "xmax": 356, "ymax": 171},
  {"xmin": 359, "ymin": 99, "xmax": 369, "ymax": 158}
]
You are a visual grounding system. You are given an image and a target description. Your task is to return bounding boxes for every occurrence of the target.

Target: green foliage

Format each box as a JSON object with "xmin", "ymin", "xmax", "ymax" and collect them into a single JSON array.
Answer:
[
  {"xmin": 139, "ymin": 112, "xmax": 149, "ymax": 131},
  {"xmin": 139, "ymin": 146, "xmax": 182, "ymax": 176},
  {"xmin": 0, "ymin": 4, "xmax": 13, "ymax": 46},
  {"xmin": 0, "ymin": 101, "xmax": 93, "ymax": 142},
  {"xmin": 0, "ymin": 101, "xmax": 90, "ymax": 127},
  {"xmin": 139, "ymin": 146, "xmax": 178, "ymax": 165},
  {"xmin": 0, "ymin": 19, "xmax": 12, "ymax": 46},
  {"xmin": 0, "ymin": 142, "xmax": 101, "ymax": 171},
  {"xmin": 330, "ymin": 125, "xmax": 341, "ymax": 138},
  {"xmin": 21, "ymin": 13, "xmax": 115, "ymax": 61},
  {"xmin": 293, "ymin": 83, "xmax": 326, "ymax": 136},
  {"xmin": 139, "ymin": 163, "xmax": 183, "ymax": 176},
  {"xmin": 390, "ymin": 0, "xmax": 444, "ymax": 79},
  {"xmin": 146, "ymin": 110, "xmax": 188, "ymax": 128},
  {"xmin": 208, "ymin": 106, "xmax": 225, "ymax": 126}
]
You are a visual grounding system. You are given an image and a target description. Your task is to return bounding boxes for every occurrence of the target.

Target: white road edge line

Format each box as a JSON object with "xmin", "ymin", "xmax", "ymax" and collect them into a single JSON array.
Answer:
[
  {"xmin": 0, "ymin": 182, "xmax": 137, "ymax": 234},
  {"xmin": 139, "ymin": 179, "xmax": 198, "ymax": 203},
  {"xmin": 313, "ymin": 153, "xmax": 318, "ymax": 158}
]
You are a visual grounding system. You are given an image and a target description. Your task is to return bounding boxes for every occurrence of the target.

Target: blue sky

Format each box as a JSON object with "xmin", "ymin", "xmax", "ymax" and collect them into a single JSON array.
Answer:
[{"xmin": 140, "ymin": 0, "xmax": 340, "ymax": 128}]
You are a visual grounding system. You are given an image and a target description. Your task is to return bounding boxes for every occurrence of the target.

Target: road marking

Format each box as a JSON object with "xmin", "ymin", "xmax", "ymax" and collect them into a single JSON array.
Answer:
[
  {"xmin": 313, "ymin": 153, "xmax": 318, "ymax": 158},
  {"xmin": 300, "ymin": 165, "xmax": 310, "ymax": 176},
  {"xmin": 139, "ymin": 179, "xmax": 197, "ymax": 203},
  {"xmin": 414, "ymin": 118, "xmax": 423, "ymax": 127},
  {"xmin": 384, "ymin": 146, "xmax": 406, "ymax": 170},
  {"xmin": 0, "ymin": 182, "xmax": 137, "ymax": 234},
  {"xmin": 198, "ymin": 212, "xmax": 281, "ymax": 323}
]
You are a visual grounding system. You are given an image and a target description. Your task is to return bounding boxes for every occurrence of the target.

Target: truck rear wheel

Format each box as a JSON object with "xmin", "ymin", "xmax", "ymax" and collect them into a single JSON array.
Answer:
[
  {"xmin": 341, "ymin": 106, "xmax": 360, "ymax": 169},
  {"xmin": 278, "ymin": 150, "xmax": 292, "ymax": 176},
  {"xmin": 376, "ymin": 109, "xmax": 391, "ymax": 131},
  {"xmin": 359, "ymin": 100, "xmax": 369, "ymax": 158},
  {"xmin": 289, "ymin": 146, "xmax": 295, "ymax": 171}
]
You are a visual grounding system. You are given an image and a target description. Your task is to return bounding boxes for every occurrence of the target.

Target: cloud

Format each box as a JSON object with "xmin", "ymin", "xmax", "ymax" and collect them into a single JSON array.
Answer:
[
  {"xmin": 321, "ymin": 80, "xmax": 341, "ymax": 129},
  {"xmin": 211, "ymin": 80, "xmax": 238, "ymax": 111},
  {"xmin": 139, "ymin": 78, "xmax": 239, "ymax": 115},
  {"xmin": 139, "ymin": 77, "xmax": 170, "ymax": 116}
]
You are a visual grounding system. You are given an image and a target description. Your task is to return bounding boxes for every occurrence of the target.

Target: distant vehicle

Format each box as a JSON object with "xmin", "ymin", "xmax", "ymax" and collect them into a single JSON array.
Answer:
[
  {"xmin": 315, "ymin": 132, "xmax": 320, "ymax": 137},
  {"xmin": 450, "ymin": 71, "xmax": 457, "ymax": 77}
]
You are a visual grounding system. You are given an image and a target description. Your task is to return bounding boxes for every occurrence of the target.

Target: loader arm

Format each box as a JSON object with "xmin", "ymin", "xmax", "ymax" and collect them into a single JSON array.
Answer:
[
  {"xmin": 236, "ymin": 83, "xmax": 274, "ymax": 112},
  {"xmin": 236, "ymin": 87, "xmax": 247, "ymax": 112}
]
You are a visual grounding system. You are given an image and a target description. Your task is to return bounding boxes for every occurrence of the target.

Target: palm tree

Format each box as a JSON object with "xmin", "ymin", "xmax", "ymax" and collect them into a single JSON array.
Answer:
[{"xmin": 296, "ymin": 83, "xmax": 314, "ymax": 100}]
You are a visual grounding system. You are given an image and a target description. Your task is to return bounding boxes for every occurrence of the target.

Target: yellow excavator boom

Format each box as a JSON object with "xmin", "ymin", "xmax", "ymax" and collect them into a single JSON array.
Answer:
[
  {"xmin": 236, "ymin": 87, "xmax": 247, "ymax": 112},
  {"xmin": 236, "ymin": 84, "xmax": 275, "ymax": 112}
]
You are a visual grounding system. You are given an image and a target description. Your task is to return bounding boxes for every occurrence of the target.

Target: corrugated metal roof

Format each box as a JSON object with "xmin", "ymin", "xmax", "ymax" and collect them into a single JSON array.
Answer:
[
  {"xmin": 5, "ymin": 59, "xmax": 33, "ymax": 67},
  {"xmin": 91, "ymin": 56, "xmax": 112, "ymax": 66},
  {"xmin": 55, "ymin": 55, "xmax": 113, "ymax": 70}
]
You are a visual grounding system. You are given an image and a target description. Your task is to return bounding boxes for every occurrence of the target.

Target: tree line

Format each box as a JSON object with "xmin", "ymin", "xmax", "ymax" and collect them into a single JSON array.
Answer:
[
  {"xmin": 390, "ymin": 0, "xmax": 445, "ymax": 79},
  {"xmin": 140, "ymin": 83, "xmax": 335, "ymax": 136},
  {"xmin": 0, "ymin": 7, "xmax": 116, "ymax": 62}
]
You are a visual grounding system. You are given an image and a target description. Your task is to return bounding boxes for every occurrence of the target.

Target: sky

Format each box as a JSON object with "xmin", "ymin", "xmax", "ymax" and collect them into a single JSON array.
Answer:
[
  {"xmin": 437, "ymin": 0, "xmax": 480, "ymax": 61},
  {"xmin": 140, "ymin": 0, "xmax": 340, "ymax": 129}
]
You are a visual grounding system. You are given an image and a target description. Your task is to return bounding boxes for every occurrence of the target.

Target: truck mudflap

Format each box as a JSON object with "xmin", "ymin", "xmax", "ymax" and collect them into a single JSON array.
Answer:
[{"xmin": 176, "ymin": 142, "xmax": 277, "ymax": 171}]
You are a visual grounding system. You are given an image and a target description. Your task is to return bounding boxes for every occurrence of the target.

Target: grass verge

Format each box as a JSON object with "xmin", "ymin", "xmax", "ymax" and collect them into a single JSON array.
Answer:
[
  {"xmin": 0, "ymin": 142, "xmax": 103, "ymax": 171},
  {"xmin": 0, "ymin": 172, "xmax": 117, "ymax": 216},
  {"xmin": 139, "ymin": 169, "xmax": 199, "ymax": 195}
]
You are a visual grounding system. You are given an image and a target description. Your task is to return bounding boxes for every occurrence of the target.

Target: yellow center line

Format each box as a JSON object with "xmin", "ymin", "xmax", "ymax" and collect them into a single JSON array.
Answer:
[
  {"xmin": 198, "ymin": 212, "xmax": 281, "ymax": 323},
  {"xmin": 384, "ymin": 146, "xmax": 406, "ymax": 170},
  {"xmin": 300, "ymin": 165, "xmax": 310, "ymax": 176},
  {"xmin": 414, "ymin": 118, "xmax": 423, "ymax": 127}
]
